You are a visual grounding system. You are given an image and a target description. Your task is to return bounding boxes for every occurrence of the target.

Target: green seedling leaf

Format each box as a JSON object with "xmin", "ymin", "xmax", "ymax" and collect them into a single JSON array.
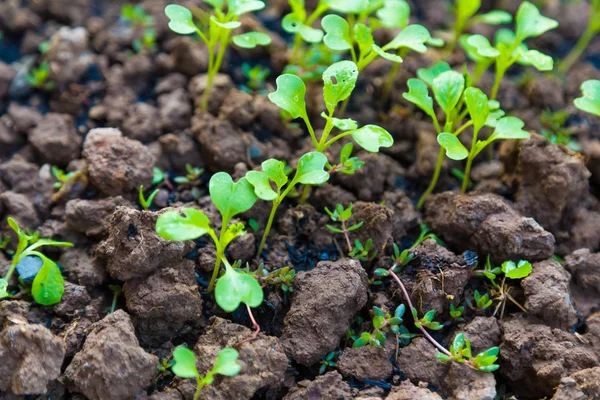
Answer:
[
  {"xmin": 212, "ymin": 348, "xmax": 242, "ymax": 376},
  {"xmin": 322, "ymin": 15, "xmax": 352, "ymax": 51},
  {"xmin": 575, "ymin": 80, "xmax": 600, "ymax": 117},
  {"xmin": 372, "ymin": 45, "xmax": 403, "ymax": 63},
  {"xmin": 436, "ymin": 352, "xmax": 452, "ymax": 362},
  {"xmin": 492, "ymin": 116, "xmax": 530, "ymax": 140},
  {"xmin": 438, "ymin": 133, "xmax": 468, "ymax": 160},
  {"xmin": 488, "ymin": 100, "xmax": 500, "ymax": 110},
  {"xmin": 322, "ymin": 61, "xmax": 358, "ymax": 113},
  {"xmin": 232, "ymin": 31, "xmax": 271, "ymax": 48},
  {"xmin": 165, "ymin": 4, "xmax": 196, "ymax": 34},
  {"xmin": 402, "ymin": 78, "xmax": 435, "ymax": 117},
  {"xmin": 354, "ymin": 24, "xmax": 374, "ymax": 55},
  {"xmin": 416, "ymin": 61, "xmax": 451, "ymax": 87},
  {"xmin": 477, "ymin": 10, "xmax": 512, "ymax": 25},
  {"xmin": 453, "ymin": 332, "xmax": 465, "ymax": 351},
  {"xmin": 171, "ymin": 346, "xmax": 199, "ymax": 379},
  {"xmin": 269, "ymin": 74, "xmax": 307, "ymax": 119},
  {"xmin": 485, "ymin": 109, "xmax": 505, "ymax": 128},
  {"xmin": 210, "ymin": 16, "xmax": 242, "ymax": 30},
  {"xmin": 517, "ymin": 48, "xmax": 553, "ymax": 71},
  {"xmin": 353, "ymin": 332, "xmax": 371, "ymax": 347},
  {"xmin": 293, "ymin": 152, "xmax": 330, "ymax": 185},
  {"xmin": 376, "ymin": 0, "xmax": 410, "ymax": 29},
  {"xmin": 31, "ymin": 255, "xmax": 64, "ymax": 306},
  {"xmin": 515, "ymin": 1, "xmax": 558, "ymax": 40},
  {"xmin": 215, "ymin": 262, "xmax": 264, "ymax": 312},
  {"xmin": 432, "ymin": 70, "xmax": 465, "ymax": 115},
  {"xmin": 209, "ymin": 173, "xmax": 258, "ymax": 222},
  {"xmin": 502, "ymin": 260, "xmax": 532, "ymax": 279},
  {"xmin": 230, "ymin": 0, "xmax": 265, "ymax": 16},
  {"xmin": 282, "ymin": 14, "xmax": 324, "ymax": 43},
  {"xmin": 351, "ymin": 125, "xmax": 394, "ymax": 152},
  {"xmin": 246, "ymin": 171, "xmax": 278, "ymax": 201},
  {"xmin": 464, "ymin": 87, "xmax": 489, "ymax": 131},
  {"xmin": 324, "ymin": 0, "xmax": 369, "ymax": 14},
  {"xmin": 203, "ymin": 0, "xmax": 225, "ymax": 8},
  {"xmin": 262, "ymin": 159, "xmax": 288, "ymax": 188},
  {"xmin": 386, "ymin": 24, "xmax": 432, "ymax": 53},
  {"xmin": 466, "ymin": 34, "xmax": 500, "ymax": 58},
  {"xmin": 156, "ymin": 208, "xmax": 212, "ymax": 241},
  {"xmin": 323, "ymin": 113, "xmax": 358, "ymax": 130},
  {"xmin": 456, "ymin": 0, "xmax": 480, "ymax": 21}
]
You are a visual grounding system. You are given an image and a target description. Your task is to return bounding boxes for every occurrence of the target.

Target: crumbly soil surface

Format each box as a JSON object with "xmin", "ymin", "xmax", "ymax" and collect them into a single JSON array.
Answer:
[{"xmin": 1, "ymin": 1, "xmax": 600, "ymax": 399}]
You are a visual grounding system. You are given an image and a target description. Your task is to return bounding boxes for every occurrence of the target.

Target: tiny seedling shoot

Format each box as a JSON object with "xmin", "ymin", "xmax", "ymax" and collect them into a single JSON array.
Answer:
[
  {"xmin": 164, "ymin": 2, "xmax": 272, "ymax": 111},
  {"xmin": 171, "ymin": 346, "xmax": 241, "ymax": 400},
  {"xmin": 325, "ymin": 203, "xmax": 363, "ymax": 253}
]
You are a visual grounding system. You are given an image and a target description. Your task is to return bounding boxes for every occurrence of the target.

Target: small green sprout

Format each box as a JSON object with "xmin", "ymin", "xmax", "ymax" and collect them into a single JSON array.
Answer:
[
  {"xmin": 539, "ymin": 110, "xmax": 579, "ymax": 152},
  {"xmin": 152, "ymin": 167, "xmax": 165, "ymax": 185},
  {"xmin": 50, "ymin": 166, "xmax": 87, "ymax": 202},
  {"xmin": 171, "ymin": 346, "xmax": 241, "ymax": 400},
  {"xmin": 246, "ymin": 152, "xmax": 329, "ymax": 257},
  {"xmin": 469, "ymin": 289, "xmax": 493, "ymax": 311},
  {"xmin": 436, "ymin": 333, "xmax": 500, "ymax": 372},
  {"xmin": 121, "ymin": 4, "xmax": 156, "ymax": 53},
  {"xmin": 108, "ymin": 284, "xmax": 122, "ymax": 314},
  {"xmin": 349, "ymin": 238, "xmax": 377, "ymax": 261},
  {"xmin": 174, "ymin": 163, "xmax": 204, "ymax": 186},
  {"xmin": 449, "ymin": 304, "xmax": 465, "ymax": 322},
  {"xmin": 559, "ymin": 0, "xmax": 600, "ymax": 74},
  {"xmin": 574, "ymin": 79, "xmax": 600, "ymax": 117},
  {"xmin": 412, "ymin": 308, "xmax": 444, "ymax": 331},
  {"xmin": 241, "ymin": 63, "xmax": 270, "ymax": 93},
  {"xmin": 325, "ymin": 203, "xmax": 363, "ymax": 253},
  {"xmin": 165, "ymin": 2, "xmax": 271, "ymax": 110},
  {"xmin": 0, "ymin": 218, "xmax": 73, "ymax": 305},
  {"xmin": 157, "ymin": 356, "xmax": 174, "ymax": 375},
  {"xmin": 354, "ymin": 305, "xmax": 409, "ymax": 348},
  {"xmin": 26, "ymin": 61, "xmax": 54, "ymax": 90},
  {"xmin": 328, "ymin": 143, "xmax": 364, "ymax": 175},
  {"xmin": 156, "ymin": 172, "xmax": 258, "ymax": 291},
  {"xmin": 139, "ymin": 185, "xmax": 159, "ymax": 211},
  {"xmin": 319, "ymin": 351, "xmax": 337, "ymax": 375}
]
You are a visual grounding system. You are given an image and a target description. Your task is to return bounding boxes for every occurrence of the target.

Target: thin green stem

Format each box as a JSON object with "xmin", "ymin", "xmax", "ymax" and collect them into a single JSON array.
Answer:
[
  {"xmin": 299, "ymin": 184, "xmax": 311, "ymax": 205},
  {"xmin": 417, "ymin": 147, "xmax": 446, "ymax": 209},
  {"xmin": 257, "ymin": 199, "xmax": 279, "ymax": 257},
  {"xmin": 302, "ymin": 115, "xmax": 320, "ymax": 149},
  {"xmin": 324, "ymin": 131, "xmax": 353, "ymax": 148},
  {"xmin": 317, "ymin": 111, "xmax": 335, "ymax": 151},
  {"xmin": 453, "ymin": 120, "xmax": 473, "ymax": 137},
  {"xmin": 208, "ymin": 216, "xmax": 229, "ymax": 292}
]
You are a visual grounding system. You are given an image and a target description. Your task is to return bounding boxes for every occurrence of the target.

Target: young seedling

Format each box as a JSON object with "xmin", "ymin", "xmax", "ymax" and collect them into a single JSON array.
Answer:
[
  {"xmin": 319, "ymin": 351, "xmax": 337, "ymax": 375},
  {"xmin": 559, "ymin": 0, "xmax": 600, "ymax": 74},
  {"xmin": 539, "ymin": 109, "xmax": 579, "ymax": 152},
  {"xmin": 164, "ymin": 2, "xmax": 271, "ymax": 111},
  {"xmin": 246, "ymin": 152, "xmax": 330, "ymax": 257},
  {"xmin": 121, "ymin": 3, "xmax": 157, "ymax": 53},
  {"xmin": 348, "ymin": 238, "xmax": 377, "ymax": 261},
  {"xmin": 50, "ymin": 165, "xmax": 87, "ymax": 202},
  {"xmin": 327, "ymin": 143, "xmax": 364, "ymax": 175},
  {"xmin": 467, "ymin": 289, "xmax": 493, "ymax": 311},
  {"xmin": 354, "ymin": 305, "xmax": 411, "ymax": 349},
  {"xmin": 0, "ymin": 218, "xmax": 73, "ymax": 305},
  {"xmin": 26, "ymin": 61, "xmax": 54, "ymax": 90},
  {"xmin": 449, "ymin": 304, "xmax": 465, "ymax": 322},
  {"xmin": 325, "ymin": 203, "xmax": 363, "ymax": 253},
  {"xmin": 171, "ymin": 346, "xmax": 241, "ymax": 400},
  {"xmin": 241, "ymin": 63, "xmax": 270, "ymax": 93},
  {"xmin": 574, "ymin": 79, "xmax": 600, "ymax": 117},
  {"xmin": 282, "ymin": 0, "xmax": 328, "ymax": 65},
  {"xmin": 108, "ymin": 284, "xmax": 122, "ymax": 314},
  {"xmin": 174, "ymin": 163, "xmax": 204, "ymax": 199},
  {"xmin": 436, "ymin": 333, "xmax": 500, "ymax": 372},
  {"xmin": 156, "ymin": 172, "xmax": 258, "ymax": 291},
  {"xmin": 139, "ymin": 185, "xmax": 159, "ymax": 211}
]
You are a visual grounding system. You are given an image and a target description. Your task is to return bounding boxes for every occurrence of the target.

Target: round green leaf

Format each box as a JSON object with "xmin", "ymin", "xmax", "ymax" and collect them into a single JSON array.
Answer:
[
  {"xmin": 172, "ymin": 347, "xmax": 199, "ymax": 379},
  {"xmin": 230, "ymin": 0, "xmax": 265, "ymax": 16},
  {"xmin": 386, "ymin": 24, "xmax": 432, "ymax": 53},
  {"xmin": 515, "ymin": 1, "xmax": 558, "ymax": 40},
  {"xmin": 268, "ymin": 74, "xmax": 307, "ymax": 119},
  {"xmin": 502, "ymin": 260, "xmax": 532, "ymax": 279},
  {"xmin": 478, "ymin": 10, "xmax": 512, "ymax": 25},
  {"xmin": 156, "ymin": 208, "xmax": 212, "ymax": 241},
  {"xmin": 574, "ymin": 79, "xmax": 600, "ymax": 117},
  {"xmin": 209, "ymin": 173, "xmax": 258, "ymax": 222},
  {"xmin": 326, "ymin": 115, "xmax": 358, "ymax": 131},
  {"xmin": 322, "ymin": 14, "xmax": 352, "ymax": 51},
  {"xmin": 402, "ymin": 78, "xmax": 434, "ymax": 117},
  {"xmin": 293, "ymin": 152, "xmax": 330, "ymax": 185},
  {"xmin": 376, "ymin": 0, "xmax": 410, "ymax": 29},
  {"xmin": 351, "ymin": 125, "xmax": 393, "ymax": 152},
  {"xmin": 31, "ymin": 255, "xmax": 64, "ymax": 306},
  {"xmin": 322, "ymin": 60, "xmax": 358, "ymax": 114},
  {"xmin": 212, "ymin": 348, "xmax": 242, "ymax": 376},
  {"xmin": 464, "ymin": 87, "xmax": 489, "ymax": 131},
  {"xmin": 416, "ymin": 61, "xmax": 451, "ymax": 87},
  {"xmin": 246, "ymin": 171, "xmax": 278, "ymax": 201},
  {"xmin": 517, "ymin": 48, "xmax": 553, "ymax": 71},
  {"xmin": 232, "ymin": 31, "xmax": 271, "ymax": 48},
  {"xmin": 324, "ymin": 0, "xmax": 369, "ymax": 14},
  {"xmin": 210, "ymin": 16, "xmax": 242, "ymax": 30},
  {"xmin": 165, "ymin": 4, "xmax": 196, "ymax": 35},
  {"xmin": 437, "ymin": 133, "xmax": 468, "ymax": 160},
  {"xmin": 372, "ymin": 45, "xmax": 403, "ymax": 63},
  {"xmin": 432, "ymin": 70, "xmax": 465, "ymax": 115},
  {"xmin": 215, "ymin": 263, "xmax": 264, "ymax": 312},
  {"xmin": 492, "ymin": 116, "xmax": 530, "ymax": 140},
  {"xmin": 467, "ymin": 34, "xmax": 500, "ymax": 58},
  {"xmin": 282, "ymin": 14, "xmax": 324, "ymax": 43}
]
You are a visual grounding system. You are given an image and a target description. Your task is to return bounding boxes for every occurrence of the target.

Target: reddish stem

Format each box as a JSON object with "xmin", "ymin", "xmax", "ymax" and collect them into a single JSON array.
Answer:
[{"xmin": 236, "ymin": 304, "xmax": 261, "ymax": 347}]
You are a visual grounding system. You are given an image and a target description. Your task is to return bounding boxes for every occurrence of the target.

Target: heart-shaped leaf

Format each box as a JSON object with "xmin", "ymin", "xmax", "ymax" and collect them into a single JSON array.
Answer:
[
  {"xmin": 230, "ymin": 0, "xmax": 265, "ymax": 16},
  {"xmin": 432, "ymin": 70, "xmax": 465, "ymax": 115},
  {"xmin": 385, "ymin": 24, "xmax": 432, "ymax": 53},
  {"xmin": 212, "ymin": 348, "xmax": 242, "ymax": 376},
  {"xmin": 372, "ymin": 45, "xmax": 403, "ymax": 63},
  {"xmin": 416, "ymin": 61, "xmax": 451, "ymax": 87},
  {"xmin": 324, "ymin": 0, "xmax": 369, "ymax": 14},
  {"xmin": 515, "ymin": 1, "xmax": 558, "ymax": 40},
  {"xmin": 262, "ymin": 159, "xmax": 288, "ymax": 188},
  {"xmin": 376, "ymin": 0, "xmax": 410, "ymax": 29},
  {"xmin": 351, "ymin": 125, "xmax": 394, "ymax": 152},
  {"xmin": 209, "ymin": 173, "xmax": 258, "ymax": 222},
  {"xmin": 477, "ymin": 10, "xmax": 512, "ymax": 25},
  {"xmin": 210, "ymin": 16, "xmax": 242, "ymax": 30},
  {"xmin": 156, "ymin": 208, "xmax": 212, "ymax": 241},
  {"xmin": 464, "ymin": 87, "xmax": 489, "ymax": 131},
  {"xmin": 268, "ymin": 74, "xmax": 307, "ymax": 119},
  {"xmin": 492, "ymin": 116, "xmax": 530, "ymax": 140},
  {"xmin": 232, "ymin": 31, "xmax": 271, "ymax": 48},
  {"xmin": 31, "ymin": 254, "xmax": 64, "ymax": 306},
  {"xmin": 322, "ymin": 60, "xmax": 358, "ymax": 114},
  {"xmin": 502, "ymin": 260, "xmax": 532, "ymax": 279},
  {"xmin": 165, "ymin": 4, "xmax": 196, "ymax": 35},
  {"xmin": 246, "ymin": 171, "xmax": 278, "ymax": 201},
  {"xmin": 293, "ymin": 152, "xmax": 330, "ymax": 185},
  {"xmin": 574, "ymin": 79, "xmax": 600, "ymax": 117},
  {"xmin": 171, "ymin": 346, "xmax": 199, "ymax": 379},
  {"xmin": 437, "ymin": 133, "xmax": 468, "ymax": 160},
  {"xmin": 402, "ymin": 78, "xmax": 435, "ymax": 117},
  {"xmin": 516, "ymin": 47, "xmax": 553, "ymax": 71},
  {"xmin": 215, "ymin": 262, "xmax": 264, "ymax": 312},
  {"xmin": 322, "ymin": 14, "xmax": 352, "ymax": 51}
]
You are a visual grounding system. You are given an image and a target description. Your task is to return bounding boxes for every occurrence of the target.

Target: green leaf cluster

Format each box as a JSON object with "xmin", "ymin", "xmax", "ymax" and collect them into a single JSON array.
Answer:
[
  {"xmin": 412, "ymin": 308, "xmax": 444, "ymax": 331},
  {"xmin": 353, "ymin": 305, "xmax": 414, "ymax": 348},
  {"xmin": 436, "ymin": 333, "xmax": 500, "ymax": 372}
]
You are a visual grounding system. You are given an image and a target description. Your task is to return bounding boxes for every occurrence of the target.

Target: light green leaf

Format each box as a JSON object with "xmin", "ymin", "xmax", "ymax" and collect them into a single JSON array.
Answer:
[
  {"xmin": 210, "ymin": 16, "xmax": 242, "ymax": 30},
  {"xmin": 402, "ymin": 78, "xmax": 435, "ymax": 117},
  {"xmin": 464, "ymin": 87, "xmax": 489, "ymax": 131},
  {"xmin": 488, "ymin": 99, "xmax": 500, "ymax": 110},
  {"xmin": 502, "ymin": 260, "xmax": 532, "ymax": 279},
  {"xmin": 221, "ymin": 222, "xmax": 246, "ymax": 248},
  {"xmin": 165, "ymin": 4, "xmax": 196, "ymax": 35},
  {"xmin": 230, "ymin": 0, "xmax": 265, "ymax": 16},
  {"xmin": 427, "ymin": 37, "xmax": 444, "ymax": 47},
  {"xmin": 485, "ymin": 109, "xmax": 505, "ymax": 128},
  {"xmin": 376, "ymin": 0, "xmax": 410, "ymax": 29},
  {"xmin": 262, "ymin": 159, "xmax": 288, "ymax": 188},
  {"xmin": 372, "ymin": 45, "xmax": 403, "ymax": 63},
  {"xmin": 456, "ymin": 0, "xmax": 480, "ymax": 21},
  {"xmin": 386, "ymin": 24, "xmax": 432, "ymax": 53},
  {"xmin": 432, "ymin": 70, "xmax": 465, "ymax": 115},
  {"xmin": 466, "ymin": 34, "xmax": 500, "ymax": 58},
  {"xmin": 324, "ymin": 0, "xmax": 369, "ymax": 14},
  {"xmin": 232, "ymin": 31, "xmax": 271, "ymax": 48},
  {"xmin": 477, "ymin": 10, "xmax": 512, "ymax": 25},
  {"xmin": 517, "ymin": 48, "xmax": 553, "ymax": 71},
  {"xmin": 515, "ymin": 1, "xmax": 558, "ymax": 40},
  {"xmin": 215, "ymin": 262, "xmax": 264, "ymax": 312},
  {"xmin": 246, "ymin": 171, "xmax": 278, "ymax": 201},
  {"xmin": 268, "ymin": 74, "xmax": 307, "ymax": 119},
  {"xmin": 354, "ymin": 24, "xmax": 374, "ymax": 56},
  {"xmin": 204, "ymin": 0, "xmax": 225, "ymax": 8},
  {"xmin": 416, "ymin": 61, "xmax": 451, "ymax": 87},
  {"xmin": 282, "ymin": 14, "xmax": 324, "ymax": 43},
  {"xmin": 156, "ymin": 208, "xmax": 212, "ymax": 241},
  {"xmin": 351, "ymin": 125, "xmax": 394, "ymax": 152},
  {"xmin": 31, "ymin": 255, "xmax": 64, "ymax": 306},
  {"xmin": 293, "ymin": 152, "xmax": 330, "ymax": 185},
  {"xmin": 322, "ymin": 60, "xmax": 358, "ymax": 114},
  {"xmin": 209, "ymin": 173, "xmax": 258, "ymax": 222},
  {"xmin": 212, "ymin": 348, "xmax": 242, "ymax": 376},
  {"xmin": 0, "ymin": 279, "xmax": 8, "ymax": 299},
  {"xmin": 438, "ymin": 133, "xmax": 468, "ymax": 160},
  {"xmin": 172, "ymin": 347, "xmax": 199, "ymax": 379},
  {"xmin": 322, "ymin": 14, "xmax": 352, "ymax": 51},
  {"xmin": 324, "ymin": 114, "xmax": 358, "ymax": 130},
  {"xmin": 492, "ymin": 116, "xmax": 530, "ymax": 140},
  {"xmin": 574, "ymin": 79, "xmax": 600, "ymax": 117}
]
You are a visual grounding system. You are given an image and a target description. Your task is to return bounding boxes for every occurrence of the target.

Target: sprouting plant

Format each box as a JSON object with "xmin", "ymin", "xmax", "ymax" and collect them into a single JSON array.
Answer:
[
  {"xmin": 411, "ymin": 223, "xmax": 443, "ymax": 249},
  {"xmin": 246, "ymin": 152, "xmax": 329, "ymax": 257},
  {"xmin": 156, "ymin": 172, "xmax": 258, "ymax": 291},
  {"xmin": 50, "ymin": 165, "xmax": 87, "ymax": 202},
  {"xmin": 319, "ymin": 351, "xmax": 337, "ymax": 374},
  {"xmin": 139, "ymin": 185, "xmax": 159, "ymax": 211},
  {"xmin": 436, "ymin": 333, "xmax": 500, "ymax": 372},
  {"xmin": 121, "ymin": 4, "xmax": 156, "ymax": 53},
  {"xmin": 559, "ymin": 0, "xmax": 600, "ymax": 74},
  {"xmin": 108, "ymin": 284, "xmax": 122, "ymax": 314},
  {"xmin": 171, "ymin": 346, "xmax": 241, "ymax": 400},
  {"xmin": 241, "ymin": 63, "xmax": 270, "ymax": 92},
  {"xmin": 26, "ymin": 61, "xmax": 54, "ymax": 90},
  {"xmin": 539, "ymin": 109, "xmax": 579, "ymax": 152},
  {"xmin": 574, "ymin": 79, "xmax": 600, "ymax": 117},
  {"xmin": 165, "ymin": 2, "xmax": 272, "ymax": 111},
  {"xmin": 349, "ymin": 238, "xmax": 377, "ymax": 261},
  {"xmin": 325, "ymin": 203, "xmax": 363, "ymax": 253},
  {"xmin": 327, "ymin": 143, "xmax": 364, "ymax": 175},
  {"xmin": 449, "ymin": 304, "xmax": 465, "ymax": 322},
  {"xmin": 412, "ymin": 308, "xmax": 444, "ymax": 331},
  {"xmin": 468, "ymin": 289, "xmax": 493, "ymax": 311},
  {"xmin": 174, "ymin": 163, "xmax": 204, "ymax": 186},
  {"xmin": 354, "ymin": 305, "xmax": 412, "ymax": 348},
  {"xmin": 0, "ymin": 218, "xmax": 73, "ymax": 305},
  {"xmin": 157, "ymin": 356, "xmax": 174, "ymax": 375},
  {"xmin": 153, "ymin": 167, "xmax": 166, "ymax": 186}
]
